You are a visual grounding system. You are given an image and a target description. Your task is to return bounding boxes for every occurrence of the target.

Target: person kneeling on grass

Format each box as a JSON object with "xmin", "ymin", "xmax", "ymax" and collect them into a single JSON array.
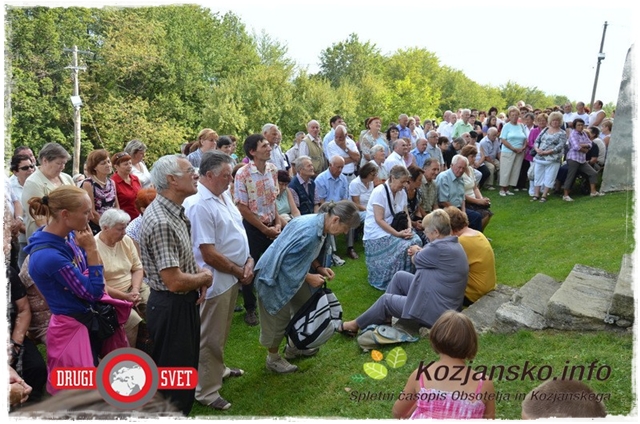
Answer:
[
  {"xmin": 254, "ymin": 200, "xmax": 360, "ymax": 374},
  {"xmin": 392, "ymin": 311, "xmax": 495, "ymax": 419},
  {"xmin": 340, "ymin": 210, "xmax": 468, "ymax": 335}
]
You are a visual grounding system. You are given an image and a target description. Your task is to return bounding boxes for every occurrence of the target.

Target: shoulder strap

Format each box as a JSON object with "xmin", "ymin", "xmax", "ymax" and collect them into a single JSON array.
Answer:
[
  {"xmin": 28, "ymin": 244, "xmax": 55, "ymax": 255},
  {"xmin": 535, "ymin": 127, "xmax": 549, "ymax": 147},
  {"xmin": 383, "ymin": 184, "xmax": 395, "ymax": 213},
  {"xmin": 475, "ymin": 373, "xmax": 484, "ymax": 393}
]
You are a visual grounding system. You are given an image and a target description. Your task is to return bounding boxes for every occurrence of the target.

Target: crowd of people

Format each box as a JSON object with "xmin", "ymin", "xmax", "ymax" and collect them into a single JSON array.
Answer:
[{"xmin": 4, "ymin": 100, "xmax": 613, "ymax": 417}]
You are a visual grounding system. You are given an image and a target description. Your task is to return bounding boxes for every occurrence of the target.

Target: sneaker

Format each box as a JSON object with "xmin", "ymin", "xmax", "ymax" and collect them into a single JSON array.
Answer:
[
  {"xmin": 209, "ymin": 396, "xmax": 231, "ymax": 411},
  {"xmin": 590, "ymin": 191, "xmax": 605, "ymax": 197},
  {"xmin": 332, "ymin": 254, "xmax": 345, "ymax": 266},
  {"xmin": 506, "ymin": 191, "xmax": 515, "ymax": 196},
  {"xmin": 284, "ymin": 345, "xmax": 320, "ymax": 360},
  {"xmin": 266, "ymin": 355, "xmax": 298, "ymax": 373},
  {"xmin": 563, "ymin": 196, "xmax": 574, "ymax": 202},
  {"xmin": 485, "ymin": 186, "xmax": 495, "ymax": 191},
  {"xmin": 223, "ymin": 367, "xmax": 245, "ymax": 379},
  {"xmin": 512, "ymin": 188, "xmax": 520, "ymax": 192},
  {"xmin": 244, "ymin": 310, "xmax": 258, "ymax": 326},
  {"xmin": 499, "ymin": 191, "xmax": 507, "ymax": 197}
]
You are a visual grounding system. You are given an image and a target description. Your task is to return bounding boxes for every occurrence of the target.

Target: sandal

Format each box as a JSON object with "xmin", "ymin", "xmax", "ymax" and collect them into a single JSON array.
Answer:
[
  {"xmin": 337, "ymin": 322, "xmax": 357, "ymax": 337},
  {"xmin": 530, "ymin": 196, "xmax": 539, "ymax": 202},
  {"xmin": 539, "ymin": 197, "xmax": 547, "ymax": 203}
]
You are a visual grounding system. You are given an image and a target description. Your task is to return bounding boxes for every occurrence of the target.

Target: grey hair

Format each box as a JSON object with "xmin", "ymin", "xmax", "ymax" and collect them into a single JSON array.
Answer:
[
  {"xmin": 462, "ymin": 108, "xmax": 471, "ymax": 115},
  {"xmin": 150, "ymin": 154, "xmax": 186, "ymax": 192},
  {"xmin": 39, "ymin": 142, "xmax": 71, "ymax": 163},
  {"xmin": 330, "ymin": 155, "xmax": 345, "ymax": 166},
  {"xmin": 487, "ymin": 127, "xmax": 499, "ymax": 136},
  {"xmin": 199, "ymin": 150, "xmax": 233, "ymax": 177},
  {"xmin": 334, "ymin": 124, "xmax": 347, "ymax": 136},
  {"xmin": 392, "ymin": 139, "xmax": 405, "ymax": 151},
  {"xmin": 422, "ymin": 209, "xmax": 451, "ymax": 236},
  {"xmin": 124, "ymin": 139, "xmax": 147, "ymax": 156},
  {"xmin": 370, "ymin": 144, "xmax": 385, "ymax": 155},
  {"xmin": 294, "ymin": 155, "xmax": 312, "ymax": 169},
  {"xmin": 99, "ymin": 208, "xmax": 131, "ymax": 230},
  {"xmin": 262, "ymin": 123, "xmax": 277, "ymax": 134},
  {"xmin": 388, "ymin": 164, "xmax": 410, "ymax": 180},
  {"xmin": 451, "ymin": 154, "xmax": 469, "ymax": 167},
  {"xmin": 318, "ymin": 200, "xmax": 361, "ymax": 229}
]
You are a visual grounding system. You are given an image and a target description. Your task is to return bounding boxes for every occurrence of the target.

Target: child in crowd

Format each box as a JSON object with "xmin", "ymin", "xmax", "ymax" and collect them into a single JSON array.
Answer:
[
  {"xmin": 521, "ymin": 379, "xmax": 606, "ymax": 419},
  {"xmin": 391, "ymin": 311, "xmax": 495, "ymax": 419}
]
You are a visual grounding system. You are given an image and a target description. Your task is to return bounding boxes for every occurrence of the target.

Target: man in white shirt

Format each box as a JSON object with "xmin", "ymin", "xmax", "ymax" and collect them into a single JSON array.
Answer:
[
  {"xmin": 184, "ymin": 151, "xmax": 253, "ymax": 409},
  {"xmin": 383, "ymin": 139, "xmax": 407, "ymax": 174},
  {"xmin": 574, "ymin": 102, "xmax": 590, "ymax": 125},
  {"xmin": 323, "ymin": 115, "xmax": 345, "ymax": 155},
  {"xmin": 286, "ymin": 131, "xmax": 305, "ymax": 173},
  {"xmin": 562, "ymin": 103, "xmax": 576, "ymax": 127},
  {"xmin": 263, "ymin": 123, "xmax": 289, "ymax": 173},
  {"xmin": 326, "ymin": 125, "xmax": 360, "ymax": 183},
  {"xmin": 439, "ymin": 113, "xmax": 456, "ymax": 141}
]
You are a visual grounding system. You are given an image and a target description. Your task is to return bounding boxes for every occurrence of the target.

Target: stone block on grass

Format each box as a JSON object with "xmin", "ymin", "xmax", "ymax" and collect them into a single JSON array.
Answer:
[
  {"xmin": 609, "ymin": 253, "xmax": 634, "ymax": 326},
  {"xmin": 462, "ymin": 284, "xmax": 517, "ymax": 333},
  {"xmin": 546, "ymin": 264, "xmax": 617, "ymax": 331},
  {"xmin": 493, "ymin": 274, "xmax": 561, "ymax": 333}
]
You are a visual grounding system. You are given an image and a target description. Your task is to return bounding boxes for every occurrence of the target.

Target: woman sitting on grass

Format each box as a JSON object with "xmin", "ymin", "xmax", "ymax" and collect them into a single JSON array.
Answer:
[
  {"xmin": 341, "ymin": 209, "xmax": 467, "ymax": 333},
  {"xmin": 444, "ymin": 207, "xmax": 496, "ymax": 306},
  {"xmin": 392, "ymin": 311, "xmax": 495, "ymax": 419}
]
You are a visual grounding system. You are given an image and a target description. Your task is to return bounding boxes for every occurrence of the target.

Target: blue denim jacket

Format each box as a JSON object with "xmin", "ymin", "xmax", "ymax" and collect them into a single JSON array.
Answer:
[{"xmin": 254, "ymin": 214, "xmax": 327, "ymax": 315}]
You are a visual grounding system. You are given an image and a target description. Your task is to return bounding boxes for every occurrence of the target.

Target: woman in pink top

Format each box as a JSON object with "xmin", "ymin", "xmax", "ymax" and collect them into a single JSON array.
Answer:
[{"xmin": 392, "ymin": 311, "xmax": 495, "ymax": 419}]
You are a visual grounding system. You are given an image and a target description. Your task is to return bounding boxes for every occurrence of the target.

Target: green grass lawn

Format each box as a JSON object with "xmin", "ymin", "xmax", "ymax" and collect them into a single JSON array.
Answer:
[{"xmin": 194, "ymin": 190, "xmax": 635, "ymax": 419}]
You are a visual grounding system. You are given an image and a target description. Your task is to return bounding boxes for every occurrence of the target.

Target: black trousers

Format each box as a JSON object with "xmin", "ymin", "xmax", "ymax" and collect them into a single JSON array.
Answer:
[
  {"xmin": 147, "ymin": 289, "xmax": 200, "ymax": 416},
  {"xmin": 242, "ymin": 219, "xmax": 274, "ymax": 312}
]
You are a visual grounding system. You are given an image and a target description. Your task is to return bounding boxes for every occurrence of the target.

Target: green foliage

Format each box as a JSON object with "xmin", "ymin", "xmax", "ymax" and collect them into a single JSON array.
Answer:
[
  {"xmin": 7, "ymin": 6, "xmax": 587, "ymax": 168},
  {"xmin": 319, "ymin": 33, "xmax": 384, "ymax": 87}
]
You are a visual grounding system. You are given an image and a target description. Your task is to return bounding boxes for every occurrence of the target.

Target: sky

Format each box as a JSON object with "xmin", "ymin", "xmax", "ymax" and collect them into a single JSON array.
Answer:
[{"xmin": 6, "ymin": 0, "xmax": 635, "ymax": 107}]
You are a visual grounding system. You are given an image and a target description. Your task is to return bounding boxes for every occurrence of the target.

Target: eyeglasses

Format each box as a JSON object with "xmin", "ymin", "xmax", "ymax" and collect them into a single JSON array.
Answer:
[{"xmin": 19, "ymin": 165, "xmax": 35, "ymax": 171}]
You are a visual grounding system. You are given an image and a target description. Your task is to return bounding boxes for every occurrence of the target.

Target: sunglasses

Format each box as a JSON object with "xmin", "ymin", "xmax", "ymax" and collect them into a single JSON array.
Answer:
[{"xmin": 19, "ymin": 165, "xmax": 35, "ymax": 171}]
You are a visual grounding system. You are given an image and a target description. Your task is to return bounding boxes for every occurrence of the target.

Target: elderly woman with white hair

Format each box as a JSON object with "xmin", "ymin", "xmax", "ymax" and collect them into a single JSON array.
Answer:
[
  {"xmin": 369, "ymin": 144, "xmax": 389, "ymax": 185},
  {"xmin": 95, "ymin": 208, "xmax": 149, "ymax": 347},
  {"xmin": 124, "ymin": 139, "xmax": 153, "ymax": 188}
]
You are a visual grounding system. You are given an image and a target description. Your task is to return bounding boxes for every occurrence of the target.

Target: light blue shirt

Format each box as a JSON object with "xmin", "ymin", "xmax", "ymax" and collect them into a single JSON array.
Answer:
[
  {"xmin": 436, "ymin": 168, "xmax": 465, "ymax": 208},
  {"xmin": 254, "ymin": 214, "xmax": 327, "ymax": 314},
  {"xmin": 315, "ymin": 169, "xmax": 348, "ymax": 202},
  {"xmin": 411, "ymin": 148, "xmax": 430, "ymax": 169}
]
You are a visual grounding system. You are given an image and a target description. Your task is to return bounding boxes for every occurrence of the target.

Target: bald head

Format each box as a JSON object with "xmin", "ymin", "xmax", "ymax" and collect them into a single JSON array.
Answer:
[
  {"xmin": 307, "ymin": 120, "xmax": 320, "ymax": 138},
  {"xmin": 328, "ymin": 155, "xmax": 345, "ymax": 178}
]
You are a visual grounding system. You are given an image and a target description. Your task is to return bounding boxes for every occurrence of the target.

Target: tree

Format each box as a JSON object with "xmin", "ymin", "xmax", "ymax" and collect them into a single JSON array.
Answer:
[{"xmin": 318, "ymin": 33, "xmax": 384, "ymax": 87}]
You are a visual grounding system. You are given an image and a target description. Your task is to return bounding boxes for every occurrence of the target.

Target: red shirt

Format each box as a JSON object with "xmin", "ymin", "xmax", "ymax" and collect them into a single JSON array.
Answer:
[{"xmin": 112, "ymin": 173, "xmax": 141, "ymax": 219}]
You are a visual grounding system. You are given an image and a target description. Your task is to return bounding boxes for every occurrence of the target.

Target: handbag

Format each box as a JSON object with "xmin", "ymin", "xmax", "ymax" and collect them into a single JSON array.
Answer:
[
  {"xmin": 88, "ymin": 302, "xmax": 119, "ymax": 340},
  {"xmin": 384, "ymin": 184, "xmax": 408, "ymax": 232}
]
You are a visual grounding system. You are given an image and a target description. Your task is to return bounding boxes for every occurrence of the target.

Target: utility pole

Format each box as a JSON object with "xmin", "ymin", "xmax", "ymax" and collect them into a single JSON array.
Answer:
[
  {"xmin": 590, "ymin": 21, "xmax": 608, "ymax": 108},
  {"xmin": 64, "ymin": 46, "xmax": 90, "ymax": 175}
]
